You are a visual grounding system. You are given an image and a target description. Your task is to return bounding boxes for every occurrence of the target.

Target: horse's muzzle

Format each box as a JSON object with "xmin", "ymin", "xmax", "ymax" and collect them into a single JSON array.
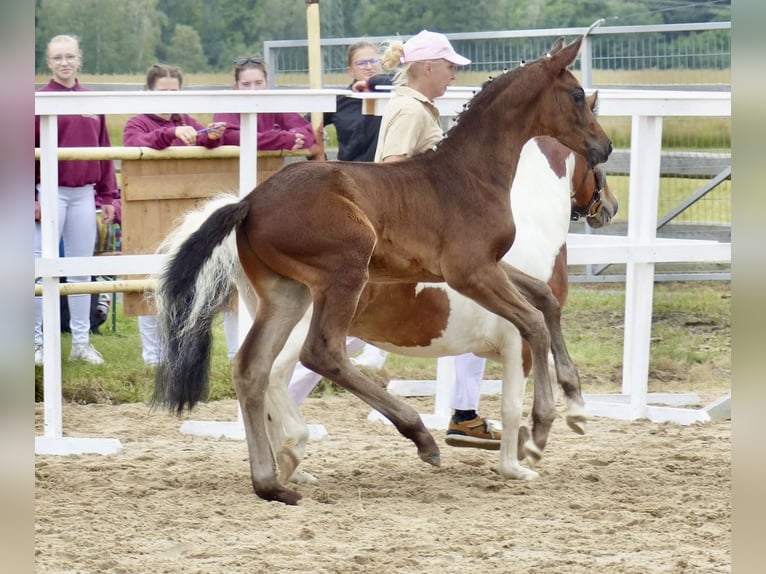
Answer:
[{"xmin": 588, "ymin": 140, "xmax": 613, "ymax": 168}]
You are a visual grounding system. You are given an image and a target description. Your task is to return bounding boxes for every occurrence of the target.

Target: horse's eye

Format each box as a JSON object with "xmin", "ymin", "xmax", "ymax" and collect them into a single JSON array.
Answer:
[{"xmin": 572, "ymin": 89, "xmax": 585, "ymax": 105}]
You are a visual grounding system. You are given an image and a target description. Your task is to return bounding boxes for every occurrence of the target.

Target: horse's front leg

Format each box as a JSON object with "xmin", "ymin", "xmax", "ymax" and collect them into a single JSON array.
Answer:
[
  {"xmin": 497, "ymin": 340, "xmax": 539, "ymax": 481},
  {"xmin": 501, "ymin": 259, "xmax": 587, "ymax": 436},
  {"xmin": 446, "ymin": 262, "xmax": 558, "ymax": 461}
]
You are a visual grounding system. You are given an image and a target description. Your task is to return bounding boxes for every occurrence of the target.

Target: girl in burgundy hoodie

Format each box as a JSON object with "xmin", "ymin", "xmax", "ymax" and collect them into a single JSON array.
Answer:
[
  {"xmin": 213, "ymin": 56, "xmax": 324, "ymax": 160},
  {"xmin": 122, "ymin": 63, "xmax": 228, "ymax": 366},
  {"xmin": 34, "ymin": 34, "xmax": 119, "ymax": 366}
]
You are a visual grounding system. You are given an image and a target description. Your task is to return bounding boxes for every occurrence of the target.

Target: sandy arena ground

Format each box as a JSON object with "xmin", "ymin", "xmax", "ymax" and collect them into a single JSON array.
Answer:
[{"xmin": 35, "ymin": 392, "xmax": 730, "ymax": 573}]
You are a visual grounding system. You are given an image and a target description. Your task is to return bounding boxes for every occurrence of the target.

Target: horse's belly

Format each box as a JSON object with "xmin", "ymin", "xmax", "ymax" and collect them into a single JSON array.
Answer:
[{"xmin": 350, "ymin": 283, "xmax": 506, "ymax": 358}]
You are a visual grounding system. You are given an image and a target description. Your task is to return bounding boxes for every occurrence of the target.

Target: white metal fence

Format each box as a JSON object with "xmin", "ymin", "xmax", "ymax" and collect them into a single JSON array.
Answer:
[{"xmin": 34, "ymin": 88, "xmax": 731, "ymax": 453}]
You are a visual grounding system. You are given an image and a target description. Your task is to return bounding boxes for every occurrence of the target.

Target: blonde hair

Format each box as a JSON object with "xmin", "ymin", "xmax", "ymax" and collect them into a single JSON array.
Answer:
[
  {"xmin": 47, "ymin": 34, "xmax": 82, "ymax": 59},
  {"xmin": 380, "ymin": 40, "xmax": 420, "ymax": 86}
]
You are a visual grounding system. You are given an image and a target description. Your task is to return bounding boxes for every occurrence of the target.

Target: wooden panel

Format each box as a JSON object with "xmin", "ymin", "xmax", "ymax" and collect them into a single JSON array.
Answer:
[{"xmin": 121, "ymin": 155, "xmax": 288, "ymax": 315}]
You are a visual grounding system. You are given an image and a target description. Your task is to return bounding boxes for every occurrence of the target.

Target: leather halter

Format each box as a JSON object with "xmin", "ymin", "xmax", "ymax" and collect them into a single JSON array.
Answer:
[{"xmin": 570, "ymin": 167, "xmax": 603, "ymax": 222}]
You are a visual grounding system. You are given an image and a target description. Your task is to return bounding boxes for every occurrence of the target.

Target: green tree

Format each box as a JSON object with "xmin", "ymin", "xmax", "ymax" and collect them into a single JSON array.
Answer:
[
  {"xmin": 165, "ymin": 24, "xmax": 208, "ymax": 72},
  {"xmin": 36, "ymin": 0, "xmax": 162, "ymax": 74}
]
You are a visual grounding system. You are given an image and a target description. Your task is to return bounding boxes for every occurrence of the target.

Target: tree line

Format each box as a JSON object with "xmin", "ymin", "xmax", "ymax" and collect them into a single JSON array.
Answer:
[{"xmin": 34, "ymin": 0, "xmax": 730, "ymax": 75}]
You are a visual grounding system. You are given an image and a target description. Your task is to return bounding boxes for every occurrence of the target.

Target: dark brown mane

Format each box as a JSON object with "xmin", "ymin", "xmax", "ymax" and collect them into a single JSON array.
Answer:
[{"xmin": 443, "ymin": 66, "xmax": 519, "ymax": 140}]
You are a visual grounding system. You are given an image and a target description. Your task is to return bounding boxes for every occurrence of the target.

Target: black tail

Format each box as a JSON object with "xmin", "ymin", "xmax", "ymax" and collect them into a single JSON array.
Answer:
[{"xmin": 152, "ymin": 199, "xmax": 249, "ymax": 414}]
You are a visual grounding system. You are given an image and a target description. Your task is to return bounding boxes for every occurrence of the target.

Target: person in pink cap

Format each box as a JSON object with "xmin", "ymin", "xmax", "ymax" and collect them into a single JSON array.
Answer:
[
  {"xmin": 374, "ymin": 29, "xmax": 469, "ymax": 162},
  {"xmin": 374, "ymin": 30, "xmax": 500, "ymax": 451}
]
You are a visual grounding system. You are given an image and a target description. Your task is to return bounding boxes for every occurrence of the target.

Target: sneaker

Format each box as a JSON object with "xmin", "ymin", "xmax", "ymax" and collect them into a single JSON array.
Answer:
[
  {"xmin": 34, "ymin": 344, "xmax": 43, "ymax": 366},
  {"xmin": 69, "ymin": 343, "xmax": 105, "ymax": 365},
  {"xmin": 445, "ymin": 416, "xmax": 502, "ymax": 451}
]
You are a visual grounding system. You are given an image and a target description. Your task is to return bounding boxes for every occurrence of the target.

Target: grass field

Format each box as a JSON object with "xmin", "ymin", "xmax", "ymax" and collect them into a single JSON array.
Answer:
[{"xmin": 34, "ymin": 281, "xmax": 731, "ymax": 406}]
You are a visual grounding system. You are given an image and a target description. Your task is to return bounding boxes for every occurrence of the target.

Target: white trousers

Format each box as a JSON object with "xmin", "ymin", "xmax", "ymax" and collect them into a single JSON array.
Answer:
[
  {"xmin": 35, "ymin": 185, "xmax": 97, "ymax": 346},
  {"xmin": 139, "ymin": 311, "xmax": 239, "ymax": 365},
  {"xmin": 288, "ymin": 337, "xmax": 387, "ymax": 405},
  {"xmin": 450, "ymin": 352, "xmax": 487, "ymax": 411}
]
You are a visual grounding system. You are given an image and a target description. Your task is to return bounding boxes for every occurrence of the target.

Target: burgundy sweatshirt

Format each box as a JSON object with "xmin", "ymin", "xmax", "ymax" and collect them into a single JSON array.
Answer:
[
  {"xmin": 122, "ymin": 113, "xmax": 223, "ymax": 150},
  {"xmin": 212, "ymin": 111, "xmax": 315, "ymax": 150},
  {"xmin": 34, "ymin": 79, "xmax": 119, "ymax": 205}
]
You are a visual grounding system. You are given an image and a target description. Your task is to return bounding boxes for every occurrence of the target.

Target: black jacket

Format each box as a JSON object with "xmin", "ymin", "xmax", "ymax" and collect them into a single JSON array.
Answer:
[{"xmin": 323, "ymin": 74, "xmax": 393, "ymax": 162}]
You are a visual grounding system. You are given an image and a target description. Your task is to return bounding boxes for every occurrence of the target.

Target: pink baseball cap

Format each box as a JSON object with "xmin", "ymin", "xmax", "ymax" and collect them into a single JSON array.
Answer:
[{"xmin": 402, "ymin": 30, "xmax": 471, "ymax": 66}]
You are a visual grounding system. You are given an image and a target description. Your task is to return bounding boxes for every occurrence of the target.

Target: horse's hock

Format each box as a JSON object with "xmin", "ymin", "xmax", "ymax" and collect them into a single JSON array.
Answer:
[{"xmin": 121, "ymin": 152, "xmax": 301, "ymax": 315}]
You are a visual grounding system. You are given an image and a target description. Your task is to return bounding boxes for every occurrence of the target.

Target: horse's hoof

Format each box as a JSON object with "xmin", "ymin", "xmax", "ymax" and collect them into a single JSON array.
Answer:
[
  {"xmin": 523, "ymin": 439, "xmax": 542, "ymax": 466},
  {"xmin": 255, "ymin": 485, "xmax": 303, "ymax": 505},
  {"xmin": 419, "ymin": 450, "xmax": 441, "ymax": 467},
  {"xmin": 498, "ymin": 464, "xmax": 540, "ymax": 481},
  {"xmin": 289, "ymin": 467, "xmax": 319, "ymax": 485},
  {"xmin": 516, "ymin": 466, "xmax": 540, "ymax": 481},
  {"xmin": 566, "ymin": 414, "xmax": 587, "ymax": 435}
]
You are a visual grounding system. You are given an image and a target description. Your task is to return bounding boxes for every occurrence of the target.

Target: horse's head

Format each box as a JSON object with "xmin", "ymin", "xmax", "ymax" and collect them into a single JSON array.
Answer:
[
  {"xmin": 570, "ymin": 163, "xmax": 619, "ymax": 229},
  {"xmin": 534, "ymin": 36, "xmax": 612, "ymax": 168}
]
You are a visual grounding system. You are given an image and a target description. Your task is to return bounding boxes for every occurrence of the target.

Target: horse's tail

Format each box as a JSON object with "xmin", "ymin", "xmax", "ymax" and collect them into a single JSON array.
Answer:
[{"xmin": 152, "ymin": 194, "xmax": 249, "ymax": 414}]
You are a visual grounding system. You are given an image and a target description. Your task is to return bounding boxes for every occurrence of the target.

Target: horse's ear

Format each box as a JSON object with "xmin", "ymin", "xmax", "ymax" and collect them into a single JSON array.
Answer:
[
  {"xmin": 547, "ymin": 35, "xmax": 583, "ymax": 70},
  {"xmin": 548, "ymin": 37, "xmax": 565, "ymax": 55},
  {"xmin": 587, "ymin": 90, "xmax": 599, "ymax": 113}
]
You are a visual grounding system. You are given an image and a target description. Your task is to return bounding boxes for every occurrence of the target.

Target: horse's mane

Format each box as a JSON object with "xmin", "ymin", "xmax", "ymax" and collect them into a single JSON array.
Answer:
[{"xmin": 438, "ymin": 59, "xmax": 532, "ymax": 146}]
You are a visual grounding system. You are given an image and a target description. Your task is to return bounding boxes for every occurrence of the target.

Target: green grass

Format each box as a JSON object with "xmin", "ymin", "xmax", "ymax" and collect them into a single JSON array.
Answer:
[
  {"xmin": 35, "ymin": 281, "xmax": 731, "ymax": 405},
  {"xmin": 601, "ymin": 174, "xmax": 731, "ymax": 225}
]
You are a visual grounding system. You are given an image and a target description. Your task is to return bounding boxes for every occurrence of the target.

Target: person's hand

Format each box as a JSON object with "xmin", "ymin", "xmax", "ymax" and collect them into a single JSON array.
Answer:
[
  {"xmin": 290, "ymin": 129, "xmax": 306, "ymax": 150},
  {"xmin": 100, "ymin": 203, "xmax": 116, "ymax": 224},
  {"xmin": 35, "ymin": 199, "xmax": 41, "ymax": 221},
  {"xmin": 175, "ymin": 125, "xmax": 198, "ymax": 146},
  {"xmin": 205, "ymin": 122, "xmax": 227, "ymax": 141},
  {"xmin": 351, "ymin": 79, "xmax": 370, "ymax": 92},
  {"xmin": 308, "ymin": 124, "xmax": 326, "ymax": 161}
]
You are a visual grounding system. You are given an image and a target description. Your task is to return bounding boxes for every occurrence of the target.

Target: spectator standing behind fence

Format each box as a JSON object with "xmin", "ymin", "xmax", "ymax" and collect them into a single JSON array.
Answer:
[
  {"xmin": 213, "ymin": 56, "xmax": 324, "ymax": 160},
  {"xmin": 34, "ymin": 34, "xmax": 119, "ymax": 366},
  {"xmin": 122, "ymin": 63, "xmax": 230, "ymax": 365},
  {"xmin": 286, "ymin": 41, "xmax": 393, "ymax": 407},
  {"xmin": 373, "ymin": 30, "xmax": 501, "ymax": 451},
  {"xmin": 323, "ymin": 40, "xmax": 393, "ymax": 162}
]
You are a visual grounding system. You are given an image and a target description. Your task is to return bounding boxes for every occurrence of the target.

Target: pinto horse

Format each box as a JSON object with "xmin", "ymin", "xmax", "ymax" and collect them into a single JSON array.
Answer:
[
  {"xmin": 153, "ymin": 36, "xmax": 612, "ymax": 504},
  {"xmin": 154, "ymin": 135, "xmax": 617, "ymax": 485},
  {"xmin": 281, "ymin": 136, "xmax": 617, "ymax": 482}
]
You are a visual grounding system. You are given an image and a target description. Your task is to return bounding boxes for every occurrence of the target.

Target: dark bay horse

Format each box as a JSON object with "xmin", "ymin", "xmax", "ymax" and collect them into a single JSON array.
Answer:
[{"xmin": 154, "ymin": 36, "xmax": 612, "ymax": 504}]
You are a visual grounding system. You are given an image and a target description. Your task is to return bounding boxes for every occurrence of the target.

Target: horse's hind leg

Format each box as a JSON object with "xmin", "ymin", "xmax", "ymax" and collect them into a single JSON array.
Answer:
[
  {"xmin": 501, "ymin": 261, "xmax": 586, "ymax": 437},
  {"xmin": 268, "ymin": 306, "xmax": 316, "ymax": 484},
  {"xmin": 300, "ymin": 277, "xmax": 441, "ymax": 468},
  {"xmin": 232, "ymin": 275, "xmax": 311, "ymax": 505}
]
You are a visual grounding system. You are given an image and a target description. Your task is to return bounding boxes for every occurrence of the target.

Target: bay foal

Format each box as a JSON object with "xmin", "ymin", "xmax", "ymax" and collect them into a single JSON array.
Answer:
[{"xmin": 154, "ymin": 36, "xmax": 612, "ymax": 504}]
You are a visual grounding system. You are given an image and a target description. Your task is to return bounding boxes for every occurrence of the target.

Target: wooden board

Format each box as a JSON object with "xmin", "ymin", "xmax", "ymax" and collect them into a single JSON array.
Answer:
[{"xmin": 122, "ymin": 155, "xmax": 284, "ymax": 315}]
